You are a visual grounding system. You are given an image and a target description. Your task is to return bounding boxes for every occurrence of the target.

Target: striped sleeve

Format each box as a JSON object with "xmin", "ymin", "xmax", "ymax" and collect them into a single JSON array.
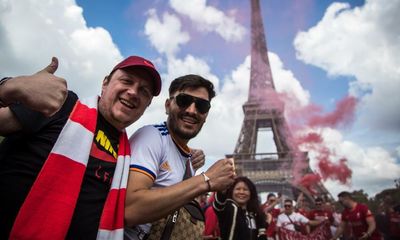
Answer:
[
  {"xmin": 213, "ymin": 191, "xmax": 227, "ymax": 212},
  {"xmin": 129, "ymin": 125, "xmax": 163, "ymax": 182}
]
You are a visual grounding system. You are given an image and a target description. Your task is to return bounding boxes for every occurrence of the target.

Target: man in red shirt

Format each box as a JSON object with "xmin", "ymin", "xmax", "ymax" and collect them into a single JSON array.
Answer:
[
  {"xmin": 295, "ymin": 192, "xmax": 310, "ymax": 218},
  {"xmin": 330, "ymin": 191, "xmax": 382, "ymax": 240},
  {"xmin": 262, "ymin": 193, "xmax": 281, "ymax": 239},
  {"xmin": 309, "ymin": 197, "xmax": 334, "ymax": 232}
]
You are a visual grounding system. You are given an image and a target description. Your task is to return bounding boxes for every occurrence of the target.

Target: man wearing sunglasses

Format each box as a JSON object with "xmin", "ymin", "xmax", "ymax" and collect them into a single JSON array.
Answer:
[
  {"xmin": 276, "ymin": 199, "xmax": 324, "ymax": 236},
  {"xmin": 277, "ymin": 199, "xmax": 311, "ymax": 234},
  {"xmin": 262, "ymin": 193, "xmax": 282, "ymax": 240},
  {"xmin": 124, "ymin": 74, "xmax": 236, "ymax": 239}
]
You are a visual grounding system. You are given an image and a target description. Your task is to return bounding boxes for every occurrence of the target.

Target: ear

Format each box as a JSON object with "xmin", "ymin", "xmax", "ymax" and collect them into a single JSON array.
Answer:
[
  {"xmin": 100, "ymin": 76, "xmax": 109, "ymax": 96},
  {"xmin": 165, "ymin": 98, "xmax": 171, "ymax": 115},
  {"xmin": 102, "ymin": 75, "xmax": 110, "ymax": 86}
]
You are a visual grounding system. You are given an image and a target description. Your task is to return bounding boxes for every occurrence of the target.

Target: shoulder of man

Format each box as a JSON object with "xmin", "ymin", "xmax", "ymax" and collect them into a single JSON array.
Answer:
[{"xmin": 131, "ymin": 122, "xmax": 169, "ymax": 139}]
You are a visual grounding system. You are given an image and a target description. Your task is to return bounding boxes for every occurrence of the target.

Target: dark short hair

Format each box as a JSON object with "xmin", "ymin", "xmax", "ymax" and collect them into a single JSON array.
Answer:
[
  {"xmin": 267, "ymin": 193, "xmax": 276, "ymax": 200},
  {"xmin": 284, "ymin": 199, "xmax": 293, "ymax": 205},
  {"xmin": 338, "ymin": 191, "xmax": 353, "ymax": 199},
  {"xmin": 315, "ymin": 197, "xmax": 323, "ymax": 202},
  {"xmin": 169, "ymin": 74, "xmax": 216, "ymax": 101}
]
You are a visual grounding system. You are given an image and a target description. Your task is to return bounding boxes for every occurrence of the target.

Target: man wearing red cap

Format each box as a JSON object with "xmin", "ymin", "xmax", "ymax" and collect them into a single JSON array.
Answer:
[{"xmin": 0, "ymin": 55, "xmax": 162, "ymax": 239}]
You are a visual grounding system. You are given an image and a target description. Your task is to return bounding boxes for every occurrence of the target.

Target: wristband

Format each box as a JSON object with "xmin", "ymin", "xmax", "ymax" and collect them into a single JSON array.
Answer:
[{"xmin": 201, "ymin": 172, "xmax": 211, "ymax": 192}]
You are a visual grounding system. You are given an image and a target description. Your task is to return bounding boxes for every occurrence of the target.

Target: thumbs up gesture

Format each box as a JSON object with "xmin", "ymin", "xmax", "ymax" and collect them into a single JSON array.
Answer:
[{"xmin": 1, "ymin": 57, "xmax": 68, "ymax": 116}]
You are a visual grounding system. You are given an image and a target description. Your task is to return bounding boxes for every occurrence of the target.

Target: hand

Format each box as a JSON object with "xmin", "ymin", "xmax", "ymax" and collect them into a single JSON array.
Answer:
[
  {"xmin": 205, "ymin": 158, "xmax": 235, "ymax": 192},
  {"xmin": 191, "ymin": 149, "xmax": 205, "ymax": 171},
  {"xmin": 5, "ymin": 57, "xmax": 67, "ymax": 116},
  {"xmin": 359, "ymin": 232, "xmax": 370, "ymax": 239}
]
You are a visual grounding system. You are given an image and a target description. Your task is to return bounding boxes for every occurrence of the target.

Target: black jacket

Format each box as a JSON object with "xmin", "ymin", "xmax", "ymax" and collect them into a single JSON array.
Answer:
[{"xmin": 213, "ymin": 192, "xmax": 266, "ymax": 240}]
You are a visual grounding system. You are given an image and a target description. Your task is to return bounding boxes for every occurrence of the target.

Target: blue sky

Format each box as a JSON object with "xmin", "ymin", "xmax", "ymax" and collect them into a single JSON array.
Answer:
[
  {"xmin": 1, "ymin": 0, "xmax": 399, "ymax": 198},
  {"xmin": 75, "ymin": 0, "xmax": 365, "ymax": 110}
]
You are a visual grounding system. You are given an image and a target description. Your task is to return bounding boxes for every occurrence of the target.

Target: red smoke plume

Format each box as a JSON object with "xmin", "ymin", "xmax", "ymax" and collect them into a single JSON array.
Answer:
[
  {"xmin": 286, "ymin": 96, "xmax": 357, "ymax": 195},
  {"xmin": 298, "ymin": 173, "xmax": 321, "ymax": 195},
  {"xmin": 308, "ymin": 96, "xmax": 357, "ymax": 128},
  {"xmin": 318, "ymin": 157, "xmax": 352, "ymax": 184}
]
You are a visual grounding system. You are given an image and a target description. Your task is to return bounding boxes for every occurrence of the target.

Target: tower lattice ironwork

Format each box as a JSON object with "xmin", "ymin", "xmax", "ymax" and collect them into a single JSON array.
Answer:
[{"xmin": 228, "ymin": 0, "xmax": 332, "ymax": 203}]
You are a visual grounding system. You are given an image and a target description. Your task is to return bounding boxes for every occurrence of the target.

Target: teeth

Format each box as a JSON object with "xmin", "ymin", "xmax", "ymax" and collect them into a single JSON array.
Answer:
[
  {"xmin": 182, "ymin": 116, "xmax": 197, "ymax": 124},
  {"xmin": 120, "ymin": 99, "xmax": 134, "ymax": 108}
]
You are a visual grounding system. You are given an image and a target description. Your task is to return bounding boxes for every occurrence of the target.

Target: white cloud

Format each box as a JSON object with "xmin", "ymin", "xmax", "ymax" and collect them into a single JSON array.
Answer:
[
  {"xmin": 130, "ymin": 51, "xmax": 309, "ymax": 170},
  {"xmin": 169, "ymin": 0, "xmax": 246, "ymax": 42},
  {"xmin": 294, "ymin": 0, "xmax": 400, "ymax": 131},
  {"xmin": 144, "ymin": 9, "xmax": 190, "ymax": 57},
  {"xmin": 0, "ymin": 0, "xmax": 123, "ymax": 97},
  {"xmin": 269, "ymin": 52, "xmax": 310, "ymax": 108},
  {"xmin": 316, "ymin": 128, "xmax": 400, "ymax": 197},
  {"xmin": 397, "ymin": 146, "xmax": 400, "ymax": 157}
]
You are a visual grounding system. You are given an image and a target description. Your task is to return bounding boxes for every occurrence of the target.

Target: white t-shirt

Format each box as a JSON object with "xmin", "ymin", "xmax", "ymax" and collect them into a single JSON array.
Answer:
[
  {"xmin": 276, "ymin": 212, "xmax": 309, "ymax": 231},
  {"xmin": 125, "ymin": 122, "xmax": 194, "ymax": 239}
]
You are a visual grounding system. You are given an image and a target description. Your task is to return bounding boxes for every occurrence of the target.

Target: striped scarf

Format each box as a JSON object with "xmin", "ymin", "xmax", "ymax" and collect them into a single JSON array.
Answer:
[{"xmin": 10, "ymin": 96, "xmax": 130, "ymax": 240}]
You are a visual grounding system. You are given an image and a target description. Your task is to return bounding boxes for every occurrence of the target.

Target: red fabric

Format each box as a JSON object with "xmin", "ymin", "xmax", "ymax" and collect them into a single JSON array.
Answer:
[
  {"xmin": 296, "ymin": 208, "xmax": 309, "ymax": 218},
  {"xmin": 99, "ymin": 188, "xmax": 126, "ymax": 230},
  {"xmin": 10, "ymin": 154, "xmax": 86, "ymax": 239},
  {"xmin": 204, "ymin": 206, "xmax": 220, "ymax": 238},
  {"xmin": 341, "ymin": 203, "xmax": 382, "ymax": 240},
  {"xmin": 278, "ymin": 221, "xmax": 331, "ymax": 240},
  {"xmin": 309, "ymin": 209, "xmax": 334, "ymax": 224},
  {"xmin": 10, "ymin": 97, "xmax": 129, "ymax": 240},
  {"xmin": 69, "ymin": 100, "xmax": 97, "ymax": 132},
  {"xmin": 265, "ymin": 208, "xmax": 281, "ymax": 237},
  {"xmin": 98, "ymin": 133, "xmax": 129, "ymax": 231}
]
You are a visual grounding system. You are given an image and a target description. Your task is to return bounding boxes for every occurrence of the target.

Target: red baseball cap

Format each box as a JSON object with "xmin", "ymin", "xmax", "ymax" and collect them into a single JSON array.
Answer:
[{"xmin": 111, "ymin": 56, "xmax": 161, "ymax": 96}]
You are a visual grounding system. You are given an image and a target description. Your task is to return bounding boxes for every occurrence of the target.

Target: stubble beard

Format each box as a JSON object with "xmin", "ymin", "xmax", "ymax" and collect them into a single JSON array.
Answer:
[{"xmin": 168, "ymin": 116, "xmax": 203, "ymax": 141}]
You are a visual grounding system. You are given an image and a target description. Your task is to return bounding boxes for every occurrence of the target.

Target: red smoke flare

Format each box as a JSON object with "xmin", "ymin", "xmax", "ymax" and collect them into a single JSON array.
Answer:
[
  {"xmin": 296, "ymin": 132, "xmax": 323, "ymax": 145},
  {"xmin": 286, "ymin": 96, "xmax": 357, "ymax": 194},
  {"xmin": 298, "ymin": 173, "xmax": 321, "ymax": 195},
  {"xmin": 318, "ymin": 158, "xmax": 352, "ymax": 184},
  {"xmin": 308, "ymin": 96, "xmax": 357, "ymax": 128}
]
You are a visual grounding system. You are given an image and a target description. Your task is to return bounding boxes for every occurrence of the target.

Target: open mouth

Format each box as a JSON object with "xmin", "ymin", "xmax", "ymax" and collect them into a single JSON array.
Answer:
[
  {"xmin": 236, "ymin": 195, "xmax": 248, "ymax": 200},
  {"xmin": 120, "ymin": 98, "xmax": 136, "ymax": 109},
  {"xmin": 180, "ymin": 113, "xmax": 199, "ymax": 124}
]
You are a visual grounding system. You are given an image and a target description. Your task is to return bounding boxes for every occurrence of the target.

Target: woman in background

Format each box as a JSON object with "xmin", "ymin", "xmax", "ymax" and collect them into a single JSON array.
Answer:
[{"xmin": 213, "ymin": 176, "xmax": 267, "ymax": 240}]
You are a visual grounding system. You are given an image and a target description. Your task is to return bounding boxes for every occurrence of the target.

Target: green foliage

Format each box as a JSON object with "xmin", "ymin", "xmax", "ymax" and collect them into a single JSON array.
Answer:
[
  {"xmin": 351, "ymin": 189, "xmax": 369, "ymax": 204},
  {"xmin": 355, "ymin": 180, "xmax": 400, "ymax": 213},
  {"xmin": 333, "ymin": 180, "xmax": 400, "ymax": 214}
]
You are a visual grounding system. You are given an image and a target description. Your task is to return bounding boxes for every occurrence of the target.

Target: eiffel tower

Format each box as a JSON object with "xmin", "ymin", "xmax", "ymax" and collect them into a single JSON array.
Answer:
[{"xmin": 228, "ymin": 0, "xmax": 332, "ymax": 203}]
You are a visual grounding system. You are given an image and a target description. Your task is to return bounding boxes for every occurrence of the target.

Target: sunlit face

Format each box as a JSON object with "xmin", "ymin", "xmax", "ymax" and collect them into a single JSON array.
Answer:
[
  {"xmin": 268, "ymin": 197, "xmax": 277, "ymax": 204},
  {"xmin": 232, "ymin": 181, "xmax": 251, "ymax": 208},
  {"xmin": 99, "ymin": 68, "xmax": 153, "ymax": 130},
  {"xmin": 315, "ymin": 201, "xmax": 323, "ymax": 209},
  {"xmin": 165, "ymin": 87, "xmax": 209, "ymax": 143},
  {"xmin": 284, "ymin": 201, "xmax": 294, "ymax": 214}
]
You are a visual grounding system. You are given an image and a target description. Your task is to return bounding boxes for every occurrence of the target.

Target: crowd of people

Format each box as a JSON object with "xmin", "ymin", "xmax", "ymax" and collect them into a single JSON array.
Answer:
[
  {"xmin": 0, "ymin": 55, "xmax": 399, "ymax": 240},
  {"xmin": 199, "ymin": 187, "xmax": 400, "ymax": 240}
]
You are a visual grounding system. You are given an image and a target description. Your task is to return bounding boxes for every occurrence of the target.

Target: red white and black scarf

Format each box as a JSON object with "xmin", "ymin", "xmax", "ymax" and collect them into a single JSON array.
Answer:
[{"xmin": 10, "ymin": 96, "xmax": 130, "ymax": 240}]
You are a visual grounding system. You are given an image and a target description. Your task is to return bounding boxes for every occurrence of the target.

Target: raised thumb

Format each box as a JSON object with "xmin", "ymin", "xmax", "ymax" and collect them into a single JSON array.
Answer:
[{"xmin": 40, "ymin": 57, "xmax": 59, "ymax": 74}]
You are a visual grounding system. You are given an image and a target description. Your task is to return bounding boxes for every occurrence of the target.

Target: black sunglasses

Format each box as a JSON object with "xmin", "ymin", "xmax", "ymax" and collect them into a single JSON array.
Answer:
[
  {"xmin": 284, "ymin": 205, "xmax": 292, "ymax": 208},
  {"xmin": 171, "ymin": 93, "xmax": 211, "ymax": 114}
]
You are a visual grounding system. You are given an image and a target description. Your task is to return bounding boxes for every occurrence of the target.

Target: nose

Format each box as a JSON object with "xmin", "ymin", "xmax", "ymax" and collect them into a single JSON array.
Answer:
[
  {"xmin": 185, "ymin": 102, "xmax": 197, "ymax": 114},
  {"xmin": 126, "ymin": 83, "xmax": 139, "ymax": 96}
]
